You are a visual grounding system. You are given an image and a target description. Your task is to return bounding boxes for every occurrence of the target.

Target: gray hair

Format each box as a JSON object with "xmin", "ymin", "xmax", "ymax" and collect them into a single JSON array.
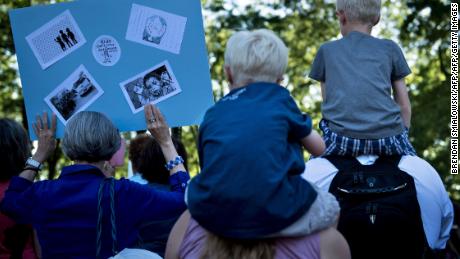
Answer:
[
  {"xmin": 62, "ymin": 111, "xmax": 120, "ymax": 162},
  {"xmin": 336, "ymin": 0, "xmax": 381, "ymax": 24},
  {"xmin": 224, "ymin": 29, "xmax": 288, "ymax": 86}
]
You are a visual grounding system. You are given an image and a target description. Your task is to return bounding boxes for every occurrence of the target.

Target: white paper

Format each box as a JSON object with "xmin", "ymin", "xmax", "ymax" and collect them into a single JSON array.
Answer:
[
  {"xmin": 45, "ymin": 65, "xmax": 104, "ymax": 124},
  {"xmin": 92, "ymin": 35, "xmax": 121, "ymax": 66},
  {"xmin": 119, "ymin": 60, "xmax": 182, "ymax": 113},
  {"xmin": 26, "ymin": 10, "xmax": 87, "ymax": 70},
  {"xmin": 125, "ymin": 4, "xmax": 187, "ymax": 54}
]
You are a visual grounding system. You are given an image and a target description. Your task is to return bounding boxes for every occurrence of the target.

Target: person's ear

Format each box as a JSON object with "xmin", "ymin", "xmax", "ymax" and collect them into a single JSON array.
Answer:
[
  {"xmin": 336, "ymin": 10, "xmax": 346, "ymax": 25},
  {"xmin": 224, "ymin": 65, "xmax": 234, "ymax": 86}
]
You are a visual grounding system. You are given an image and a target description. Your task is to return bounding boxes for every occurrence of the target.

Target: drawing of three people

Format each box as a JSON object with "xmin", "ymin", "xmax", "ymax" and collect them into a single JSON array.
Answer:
[{"xmin": 55, "ymin": 28, "xmax": 78, "ymax": 51}]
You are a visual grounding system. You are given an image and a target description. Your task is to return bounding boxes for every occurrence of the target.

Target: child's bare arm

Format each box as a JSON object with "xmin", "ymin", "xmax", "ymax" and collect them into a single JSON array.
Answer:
[
  {"xmin": 301, "ymin": 130, "xmax": 326, "ymax": 156},
  {"xmin": 392, "ymin": 79, "xmax": 411, "ymax": 129}
]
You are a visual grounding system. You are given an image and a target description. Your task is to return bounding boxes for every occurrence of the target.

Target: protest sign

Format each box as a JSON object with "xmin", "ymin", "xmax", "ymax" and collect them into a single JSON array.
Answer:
[{"xmin": 9, "ymin": 0, "xmax": 213, "ymax": 139}]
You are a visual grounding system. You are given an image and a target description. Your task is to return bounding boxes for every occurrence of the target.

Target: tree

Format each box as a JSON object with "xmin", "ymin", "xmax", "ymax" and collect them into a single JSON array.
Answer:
[
  {"xmin": 399, "ymin": 0, "xmax": 457, "ymax": 199},
  {"xmin": 197, "ymin": 0, "xmax": 458, "ymax": 199}
]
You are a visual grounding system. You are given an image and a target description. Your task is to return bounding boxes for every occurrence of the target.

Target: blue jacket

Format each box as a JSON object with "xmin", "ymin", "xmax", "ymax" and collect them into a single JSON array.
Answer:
[
  {"xmin": 136, "ymin": 183, "xmax": 181, "ymax": 257},
  {"xmin": 0, "ymin": 164, "xmax": 189, "ymax": 259},
  {"xmin": 188, "ymin": 82, "xmax": 317, "ymax": 238}
]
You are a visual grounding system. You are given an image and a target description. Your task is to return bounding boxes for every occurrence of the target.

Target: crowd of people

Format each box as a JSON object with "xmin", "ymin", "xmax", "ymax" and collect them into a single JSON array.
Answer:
[{"xmin": 0, "ymin": 0, "xmax": 456, "ymax": 258}]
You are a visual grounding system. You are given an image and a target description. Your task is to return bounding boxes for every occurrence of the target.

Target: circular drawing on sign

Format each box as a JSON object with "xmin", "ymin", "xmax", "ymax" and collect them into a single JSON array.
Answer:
[
  {"xmin": 92, "ymin": 35, "xmax": 121, "ymax": 66},
  {"xmin": 143, "ymin": 15, "xmax": 167, "ymax": 44}
]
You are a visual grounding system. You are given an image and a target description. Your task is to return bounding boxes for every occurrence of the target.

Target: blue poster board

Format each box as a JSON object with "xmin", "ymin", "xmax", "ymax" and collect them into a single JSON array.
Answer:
[{"xmin": 9, "ymin": 0, "xmax": 214, "ymax": 139}]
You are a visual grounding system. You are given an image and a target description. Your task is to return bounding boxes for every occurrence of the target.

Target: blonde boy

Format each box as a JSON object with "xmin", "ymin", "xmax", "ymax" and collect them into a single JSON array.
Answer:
[
  {"xmin": 310, "ymin": 0, "xmax": 416, "ymax": 156},
  {"xmin": 188, "ymin": 29, "xmax": 339, "ymax": 238}
]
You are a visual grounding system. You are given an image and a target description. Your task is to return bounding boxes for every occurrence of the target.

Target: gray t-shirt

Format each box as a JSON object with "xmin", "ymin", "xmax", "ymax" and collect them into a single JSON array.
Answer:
[{"xmin": 309, "ymin": 31, "xmax": 411, "ymax": 139}]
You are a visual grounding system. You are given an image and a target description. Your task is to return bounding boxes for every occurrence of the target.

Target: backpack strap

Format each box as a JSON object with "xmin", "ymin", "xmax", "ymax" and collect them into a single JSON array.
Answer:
[
  {"xmin": 374, "ymin": 155, "xmax": 403, "ymax": 168},
  {"xmin": 324, "ymin": 155, "xmax": 362, "ymax": 172}
]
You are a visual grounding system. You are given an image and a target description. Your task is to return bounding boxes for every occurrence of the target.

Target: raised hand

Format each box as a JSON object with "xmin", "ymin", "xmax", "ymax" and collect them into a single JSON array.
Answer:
[
  {"xmin": 32, "ymin": 112, "xmax": 57, "ymax": 163},
  {"xmin": 144, "ymin": 104, "xmax": 171, "ymax": 145}
]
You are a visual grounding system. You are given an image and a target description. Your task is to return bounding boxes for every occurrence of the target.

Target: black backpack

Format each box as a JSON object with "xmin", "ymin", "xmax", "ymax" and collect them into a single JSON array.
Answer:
[{"xmin": 326, "ymin": 155, "xmax": 432, "ymax": 259}]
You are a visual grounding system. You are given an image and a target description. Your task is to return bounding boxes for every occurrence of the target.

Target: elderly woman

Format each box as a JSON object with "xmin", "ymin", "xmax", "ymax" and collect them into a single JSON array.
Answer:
[
  {"xmin": 0, "ymin": 119, "xmax": 38, "ymax": 258},
  {"xmin": 0, "ymin": 105, "xmax": 189, "ymax": 258}
]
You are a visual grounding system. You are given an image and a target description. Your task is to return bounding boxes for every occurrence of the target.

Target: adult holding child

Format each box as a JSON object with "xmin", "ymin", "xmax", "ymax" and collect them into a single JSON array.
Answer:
[
  {"xmin": 175, "ymin": 29, "xmax": 348, "ymax": 258},
  {"xmin": 305, "ymin": 0, "xmax": 454, "ymax": 258},
  {"xmin": 188, "ymin": 28, "xmax": 339, "ymax": 239},
  {"xmin": 0, "ymin": 104, "xmax": 189, "ymax": 258}
]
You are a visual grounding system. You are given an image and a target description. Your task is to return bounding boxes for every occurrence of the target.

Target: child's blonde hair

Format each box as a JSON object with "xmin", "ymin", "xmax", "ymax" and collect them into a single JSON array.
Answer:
[
  {"xmin": 224, "ymin": 29, "xmax": 288, "ymax": 86},
  {"xmin": 336, "ymin": 0, "xmax": 381, "ymax": 24}
]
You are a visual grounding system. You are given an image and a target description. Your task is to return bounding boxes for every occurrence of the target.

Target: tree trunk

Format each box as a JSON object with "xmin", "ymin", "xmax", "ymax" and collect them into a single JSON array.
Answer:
[
  {"xmin": 21, "ymin": 101, "xmax": 28, "ymax": 132},
  {"xmin": 172, "ymin": 127, "xmax": 182, "ymax": 140}
]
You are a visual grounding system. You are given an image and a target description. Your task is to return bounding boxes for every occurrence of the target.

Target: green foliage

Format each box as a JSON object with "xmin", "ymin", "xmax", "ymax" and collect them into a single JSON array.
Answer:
[
  {"xmin": 399, "ymin": 0, "xmax": 458, "ymax": 199},
  {"xmin": 0, "ymin": 0, "xmax": 28, "ymax": 123},
  {"xmin": 0, "ymin": 0, "xmax": 457, "ymax": 199},
  {"xmin": 196, "ymin": 0, "xmax": 458, "ymax": 200}
]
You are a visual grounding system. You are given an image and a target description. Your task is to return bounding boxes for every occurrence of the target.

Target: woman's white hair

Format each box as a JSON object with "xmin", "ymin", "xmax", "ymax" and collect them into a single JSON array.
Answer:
[
  {"xmin": 62, "ymin": 111, "xmax": 120, "ymax": 162},
  {"xmin": 336, "ymin": 0, "xmax": 381, "ymax": 24},
  {"xmin": 224, "ymin": 29, "xmax": 288, "ymax": 86}
]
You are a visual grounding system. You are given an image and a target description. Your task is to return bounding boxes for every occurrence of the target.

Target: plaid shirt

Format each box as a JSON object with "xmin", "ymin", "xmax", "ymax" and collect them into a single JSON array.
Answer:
[{"xmin": 320, "ymin": 120, "xmax": 417, "ymax": 157}]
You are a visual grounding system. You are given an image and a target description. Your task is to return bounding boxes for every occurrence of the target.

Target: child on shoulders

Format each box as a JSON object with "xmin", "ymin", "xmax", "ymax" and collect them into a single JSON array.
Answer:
[
  {"xmin": 188, "ymin": 29, "xmax": 339, "ymax": 239},
  {"xmin": 310, "ymin": 0, "xmax": 416, "ymax": 157}
]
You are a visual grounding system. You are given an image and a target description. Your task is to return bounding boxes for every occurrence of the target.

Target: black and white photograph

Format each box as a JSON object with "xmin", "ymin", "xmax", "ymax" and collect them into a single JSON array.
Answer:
[
  {"xmin": 45, "ymin": 65, "xmax": 103, "ymax": 124},
  {"xmin": 120, "ymin": 60, "xmax": 181, "ymax": 113},
  {"xmin": 126, "ymin": 4, "xmax": 187, "ymax": 54},
  {"xmin": 26, "ymin": 10, "xmax": 87, "ymax": 69}
]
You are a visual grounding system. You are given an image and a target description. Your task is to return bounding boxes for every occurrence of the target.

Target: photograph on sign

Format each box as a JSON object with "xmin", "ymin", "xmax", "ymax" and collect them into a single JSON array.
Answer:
[
  {"xmin": 120, "ymin": 60, "xmax": 181, "ymax": 113},
  {"xmin": 26, "ymin": 10, "xmax": 86, "ymax": 69},
  {"xmin": 126, "ymin": 4, "xmax": 187, "ymax": 54},
  {"xmin": 45, "ymin": 65, "xmax": 104, "ymax": 124},
  {"xmin": 92, "ymin": 35, "xmax": 121, "ymax": 66}
]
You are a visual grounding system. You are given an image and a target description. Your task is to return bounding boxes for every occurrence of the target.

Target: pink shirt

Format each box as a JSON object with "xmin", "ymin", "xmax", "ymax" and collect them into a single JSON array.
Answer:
[
  {"xmin": 0, "ymin": 181, "xmax": 37, "ymax": 259},
  {"xmin": 179, "ymin": 218, "xmax": 321, "ymax": 259}
]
